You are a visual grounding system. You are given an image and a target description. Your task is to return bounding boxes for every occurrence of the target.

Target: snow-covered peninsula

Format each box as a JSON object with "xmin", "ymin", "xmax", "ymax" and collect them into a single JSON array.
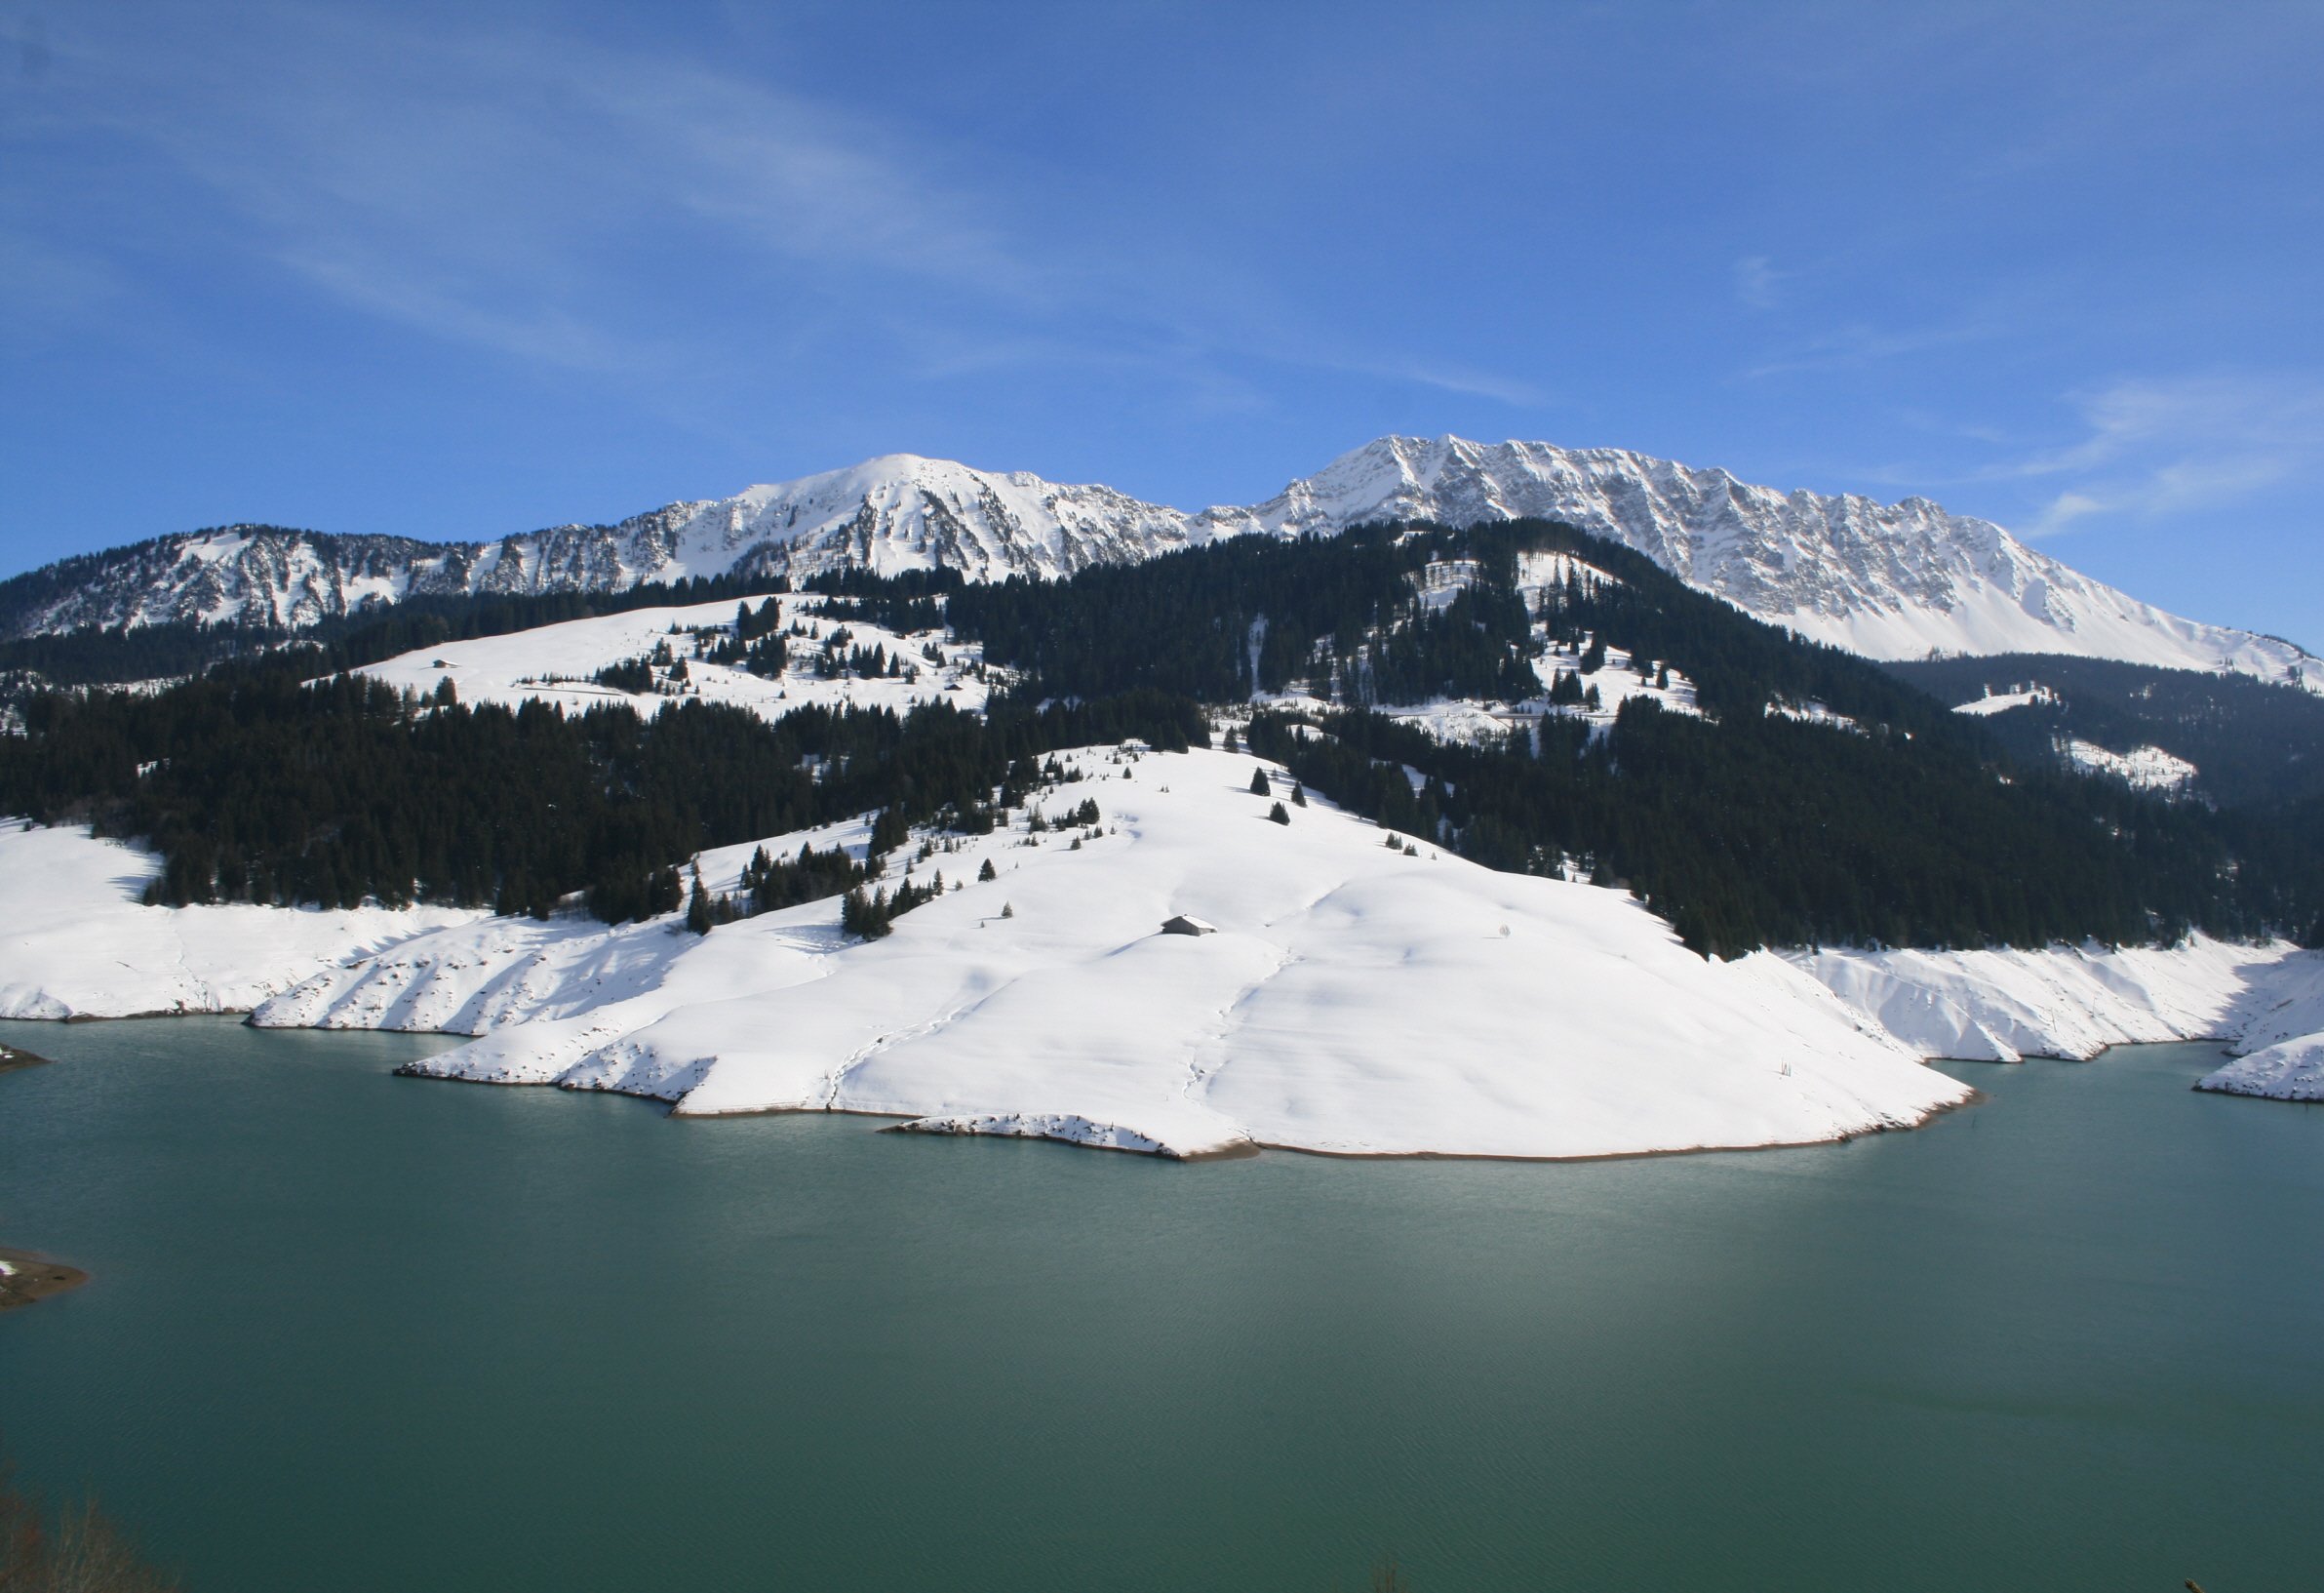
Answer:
[{"xmin": 6, "ymin": 735, "xmax": 2316, "ymax": 1157}]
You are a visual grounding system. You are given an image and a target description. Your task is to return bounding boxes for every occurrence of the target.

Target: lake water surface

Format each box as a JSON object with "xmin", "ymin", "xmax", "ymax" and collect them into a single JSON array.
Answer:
[{"xmin": 1, "ymin": 1017, "xmax": 2317, "ymax": 1591}]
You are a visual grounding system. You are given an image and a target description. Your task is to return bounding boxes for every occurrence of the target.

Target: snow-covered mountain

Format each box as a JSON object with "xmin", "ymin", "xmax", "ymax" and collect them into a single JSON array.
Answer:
[
  {"xmin": 0, "ymin": 456, "xmax": 1200, "ymax": 636},
  {"xmin": 1210, "ymin": 438, "xmax": 2315, "ymax": 687},
  {"xmin": 3, "ymin": 438, "xmax": 2310, "ymax": 690}
]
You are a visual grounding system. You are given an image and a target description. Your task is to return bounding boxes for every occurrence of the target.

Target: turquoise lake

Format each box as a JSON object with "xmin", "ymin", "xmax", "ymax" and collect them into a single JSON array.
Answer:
[{"xmin": 1, "ymin": 1017, "xmax": 2318, "ymax": 1591}]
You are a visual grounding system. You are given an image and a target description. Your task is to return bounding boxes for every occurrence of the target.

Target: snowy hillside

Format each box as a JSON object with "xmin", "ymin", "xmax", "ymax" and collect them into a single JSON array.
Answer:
[
  {"xmin": 1785, "ymin": 937, "xmax": 2303, "ymax": 1064},
  {"xmin": 251, "ymin": 745, "xmax": 1968, "ymax": 1158},
  {"xmin": 357, "ymin": 594, "xmax": 997, "ymax": 723},
  {"xmin": 0, "ymin": 751, "xmax": 1966, "ymax": 1159},
  {"xmin": 0, "ymin": 820, "xmax": 479, "ymax": 1019},
  {"xmin": 2200, "ymin": 1036, "xmax": 2324, "ymax": 1101},
  {"xmin": 4, "ymin": 438, "xmax": 2309, "ymax": 694},
  {"xmin": 10, "ymin": 743, "xmax": 2321, "ymax": 1136}
]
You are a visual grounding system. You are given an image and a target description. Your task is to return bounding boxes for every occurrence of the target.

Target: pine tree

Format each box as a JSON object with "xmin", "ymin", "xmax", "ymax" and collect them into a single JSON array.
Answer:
[
  {"xmin": 978, "ymin": 856, "xmax": 998, "ymax": 882},
  {"xmin": 1249, "ymin": 767, "xmax": 1270, "ymax": 796},
  {"xmin": 1291, "ymin": 783, "xmax": 1307, "ymax": 807},
  {"xmin": 870, "ymin": 806, "xmax": 911, "ymax": 857},
  {"xmin": 1269, "ymin": 801, "xmax": 1290, "ymax": 825}
]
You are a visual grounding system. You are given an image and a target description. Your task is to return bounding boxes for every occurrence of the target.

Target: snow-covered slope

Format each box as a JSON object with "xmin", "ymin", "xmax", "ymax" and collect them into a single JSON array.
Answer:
[
  {"xmin": 0, "ymin": 820, "xmax": 480, "ymax": 1019},
  {"xmin": 2199, "ymin": 1036, "xmax": 2324, "ymax": 1101},
  {"xmin": 10, "ymin": 752, "xmax": 2319, "ymax": 1140},
  {"xmin": 355, "ymin": 594, "xmax": 996, "ymax": 723},
  {"xmin": 1792, "ymin": 936, "xmax": 2324, "ymax": 1104},
  {"xmin": 6, "ymin": 440, "xmax": 2309, "ymax": 692},
  {"xmin": 1784, "ymin": 938, "xmax": 2308, "ymax": 1063},
  {"xmin": 13, "ymin": 746, "xmax": 1954, "ymax": 1160}
]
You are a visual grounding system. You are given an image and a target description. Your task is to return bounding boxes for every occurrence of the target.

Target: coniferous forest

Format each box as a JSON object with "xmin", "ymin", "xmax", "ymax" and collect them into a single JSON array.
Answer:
[
  {"xmin": 0, "ymin": 661, "xmax": 1196, "ymax": 923},
  {"xmin": 2, "ymin": 516, "xmax": 2319, "ymax": 957}
]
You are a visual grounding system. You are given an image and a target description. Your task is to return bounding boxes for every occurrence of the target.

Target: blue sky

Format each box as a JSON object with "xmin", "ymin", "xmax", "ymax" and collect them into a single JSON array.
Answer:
[{"xmin": 3, "ymin": 0, "xmax": 2319, "ymax": 646}]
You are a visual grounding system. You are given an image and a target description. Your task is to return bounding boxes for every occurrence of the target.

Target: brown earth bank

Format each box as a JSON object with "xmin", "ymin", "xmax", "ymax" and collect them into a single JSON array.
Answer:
[
  {"xmin": 0, "ymin": 1247, "xmax": 89, "ymax": 1313},
  {"xmin": 0, "ymin": 1042, "xmax": 56, "ymax": 1073}
]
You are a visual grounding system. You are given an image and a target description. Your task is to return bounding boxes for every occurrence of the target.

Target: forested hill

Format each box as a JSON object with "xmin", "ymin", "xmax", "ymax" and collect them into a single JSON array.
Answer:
[
  {"xmin": 0, "ymin": 569, "xmax": 802, "ymax": 688},
  {"xmin": 2, "ymin": 517, "xmax": 2318, "ymax": 958},
  {"xmin": 826, "ymin": 519, "xmax": 2323, "ymax": 954},
  {"xmin": 1883, "ymin": 652, "xmax": 2324, "ymax": 811}
]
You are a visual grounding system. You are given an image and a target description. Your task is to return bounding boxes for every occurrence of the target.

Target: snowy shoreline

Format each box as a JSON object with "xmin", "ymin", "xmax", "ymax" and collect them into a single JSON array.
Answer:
[{"xmin": 6, "ymin": 748, "xmax": 2320, "ymax": 1158}]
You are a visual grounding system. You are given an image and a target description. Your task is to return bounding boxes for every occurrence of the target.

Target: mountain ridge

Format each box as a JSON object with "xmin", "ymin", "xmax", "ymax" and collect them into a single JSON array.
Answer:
[{"xmin": 3, "ymin": 436, "xmax": 2310, "ymax": 690}]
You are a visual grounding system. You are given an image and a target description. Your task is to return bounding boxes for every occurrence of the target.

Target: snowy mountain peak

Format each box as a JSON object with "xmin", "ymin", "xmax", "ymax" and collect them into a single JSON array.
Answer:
[
  {"xmin": 1206, "ymin": 437, "xmax": 2314, "ymax": 690},
  {"xmin": 0, "ymin": 437, "xmax": 2311, "ymax": 692}
]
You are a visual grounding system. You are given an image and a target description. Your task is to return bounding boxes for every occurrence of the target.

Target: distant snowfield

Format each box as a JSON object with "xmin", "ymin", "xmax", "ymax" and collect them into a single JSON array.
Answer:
[{"xmin": 8, "ymin": 740, "xmax": 2320, "ymax": 1152}]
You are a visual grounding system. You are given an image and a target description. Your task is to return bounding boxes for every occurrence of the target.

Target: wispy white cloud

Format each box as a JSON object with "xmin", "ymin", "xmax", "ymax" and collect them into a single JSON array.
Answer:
[
  {"xmin": 23, "ymin": 4, "xmax": 1040, "ymax": 378},
  {"xmin": 2025, "ymin": 490, "xmax": 2104, "ymax": 537},
  {"xmin": 1821, "ymin": 372, "xmax": 2324, "ymax": 539},
  {"xmin": 1740, "ymin": 317, "xmax": 1998, "ymax": 379},
  {"xmin": 9, "ymin": 1, "xmax": 1541, "ymax": 420},
  {"xmin": 1733, "ymin": 255, "xmax": 1783, "ymax": 311},
  {"xmin": 1992, "ymin": 373, "xmax": 2324, "ymax": 536},
  {"xmin": 1377, "ymin": 361, "xmax": 1547, "ymax": 408}
]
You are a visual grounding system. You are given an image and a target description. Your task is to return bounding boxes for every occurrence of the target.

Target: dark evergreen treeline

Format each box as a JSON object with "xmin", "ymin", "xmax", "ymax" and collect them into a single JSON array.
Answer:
[
  {"xmin": 1245, "ymin": 702, "xmax": 2264, "ymax": 956},
  {"xmin": 0, "ymin": 618, "xmax": 277, "ymax": 687},
  {"xmin": 926, "ymin": 520, "xmax": 1970, "ymax": 737},
  {"xmin": 1883, "ymin": 652, "xmax": 2324, "ymax": 810},
  {"xmin": 868, "ymin": 517, "xmax": 2313, "ymax": 955},
  {"xmin": 702, "ymin": 599, "xmax": 791, "ymax": 676},
  {"xmin": 0, "ymin": 665, "xmax": 1203, "ymax": 922},
  {"xmin": 2220, "ymin": 792, "xmax": 2324, "ymax": 946},
  {"xmin": 739, "ymin": 841, "xmax": 866, "ymax": 913}
]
